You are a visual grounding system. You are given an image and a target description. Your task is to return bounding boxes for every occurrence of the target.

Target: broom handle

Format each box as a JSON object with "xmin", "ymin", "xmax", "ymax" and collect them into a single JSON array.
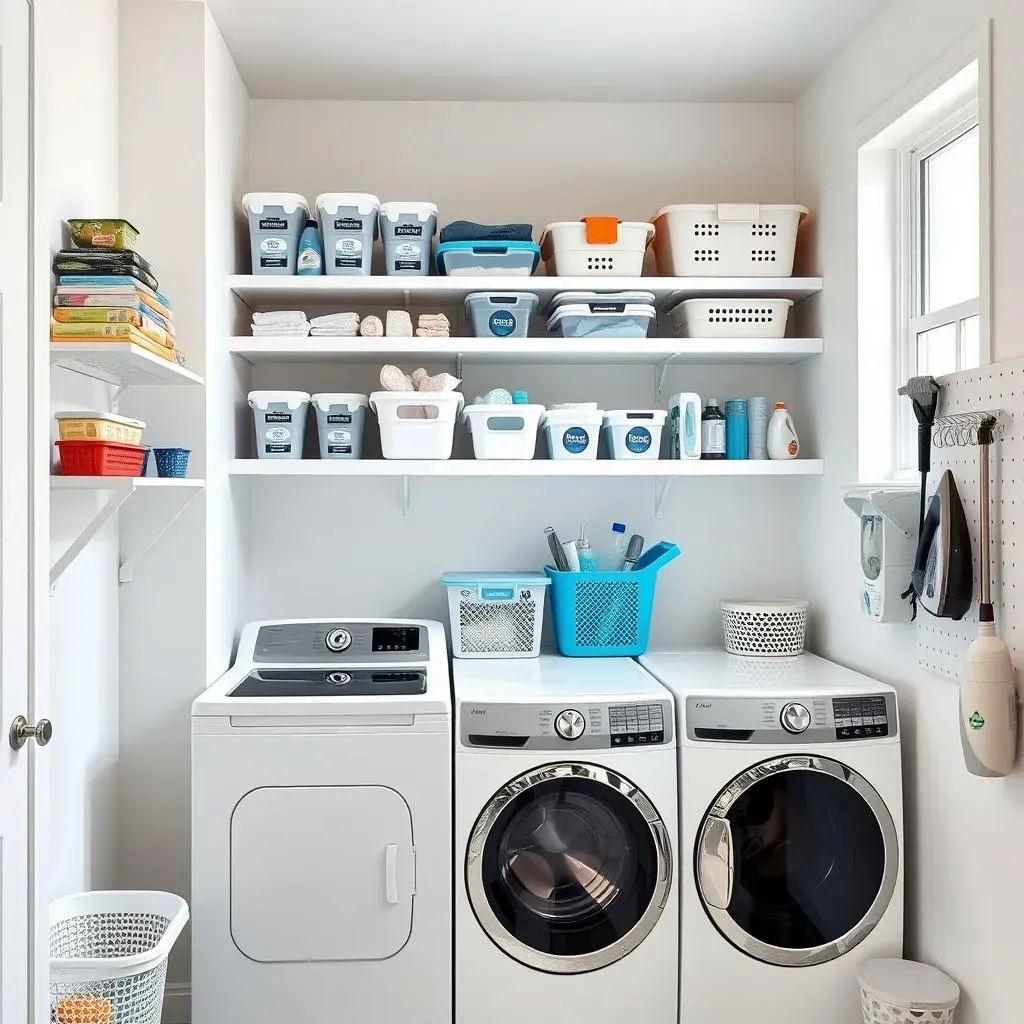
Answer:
[{"xmin": 979, "ymin": 425, "xmax": 992, "ymax": 609}]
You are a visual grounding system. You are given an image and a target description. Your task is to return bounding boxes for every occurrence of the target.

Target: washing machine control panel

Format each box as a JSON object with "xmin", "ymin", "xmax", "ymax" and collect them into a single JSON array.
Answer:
[
  {"xmin": 462, "ymin": 700, "xmax": 673, "ymax": 750},
  {"xmin": 685, "ymin": 692, "xmax": 897, "ymax": 743},
  {"xmin": 252, "ymin": 621, "xmax": 429, "ymax": 664}
]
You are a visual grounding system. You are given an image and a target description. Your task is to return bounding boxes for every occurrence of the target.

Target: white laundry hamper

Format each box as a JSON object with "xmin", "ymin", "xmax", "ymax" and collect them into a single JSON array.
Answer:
[
  {"xmin": 50, "ymin": 890, "xmax": 189, "ymax": 1024},
  {"xmin": 859, "ymin": 958, "xmax": 961, "ymax": 1024},
  {"xmin": 721, "ymin": 599, "xmax": 808, "ymax": 657}
]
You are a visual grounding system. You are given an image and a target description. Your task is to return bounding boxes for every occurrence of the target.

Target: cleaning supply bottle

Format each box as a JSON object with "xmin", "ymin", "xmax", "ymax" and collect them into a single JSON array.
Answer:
[
  {"xmin": 701, "ymin": 399, "xmax": 726, "ymax": 460},
  {"xmin": 296, "ymin": 219, "xmax": 323, "ymax": 275},
  {"xmin": 961, "ymin": 618, "xmax": 1017, "ymax": 776},
  {"xmin": 767, "ymin": 402, "xmax": 800, "ymax": 459},
  {"xmin": 607, "ymin": 522, "xmax": 629, "ymax": 571},
  {"xmin": 576, "ymin": 523, "xmax": 598, "ymax": 572}
]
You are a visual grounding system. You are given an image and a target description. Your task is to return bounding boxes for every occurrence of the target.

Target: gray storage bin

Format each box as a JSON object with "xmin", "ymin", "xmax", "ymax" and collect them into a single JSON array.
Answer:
[
  {"xmin": 379, "ymin": 201, "xmax": 437, "ymax": 276},
  {"xmin": 316, "ymin": 193, "xmax": 379, "ymax": 276},
  {"xmin": 312, "ymin": 393, "xmax": 369, "ymax": 459},
  {"xmin": 465, "ymin": 293, "xmax": 540, "ymax": 338},
  {"xmin": 248, "ymin": 390, "xmax": 310, "ymax": 460},
  {"xmin": 242, "ymin": 193, "xmax": 309, "ymax": 275}
]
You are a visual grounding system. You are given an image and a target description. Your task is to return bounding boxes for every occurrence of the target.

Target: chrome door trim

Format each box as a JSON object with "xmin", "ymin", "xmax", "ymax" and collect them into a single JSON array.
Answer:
[
  {"xmin": 696, "ymin": 815, "xmax": 733, "ymax": 910},
  {"xmin": 466, "ymin": 762, "xmax": 673, "ymax": 974},
  {"xmin": 699, "ymin": 755, "xmax": 899, "ymax": 967}
]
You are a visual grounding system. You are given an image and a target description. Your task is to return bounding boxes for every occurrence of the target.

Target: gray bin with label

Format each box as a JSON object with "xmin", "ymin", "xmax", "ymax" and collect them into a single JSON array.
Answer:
[
  {"xmin": 379, "ymin": 201, "xmax": 438, "ymax": 276},
  {"xmin": 249, "ymin": 391, "xmax": 310, "ymax": 459},
  {"xmin": 312, "ymin": 393, "xmax": 369, "ymax": 459},
  {"xmin": 243, "ymin": 193, "xmax": 309, "ymax": 276},
  {"xmin": 316, "ymin": 193, "xmax": 379, "ymax": 276},
  {"xmin": 465, "ymin": 293, "xmax": 539, "ymax": 338}
]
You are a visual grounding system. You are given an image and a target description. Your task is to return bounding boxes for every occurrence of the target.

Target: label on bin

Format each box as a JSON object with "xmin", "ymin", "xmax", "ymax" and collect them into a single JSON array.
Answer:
[
  {"xmin": 265, "ymin": 411, "xmax": 293, "ymax": 423},
  {"xmin": 489, "ymin": 311, "xmax": 517, "ymax": 336},
  {"xmin": 265, "ymin": 426, "xmax": 292, "ymax": 454},
  {"xmin": 326, "ymin": 429, "xmax": 353, "ymax": 455},
  {"xmin": 394, "ymin": 223, "xmax": 424, "ymax": 237},
  {"xmin": 588, "ymin": 302, "xmax": 626, "ymax": 313},
  {"xmin": 327, "ymin": 412, "xmax": 353, "ymax": 425},
  {"xmin": 625, "ymin": 427, "xmax": 653, "ymax": 454},
  {"xmin": 259, "ymin": 217, "xmax": 287, "ymax": 230},
  {"xmin": 260, "ymin": 237, "xmax": 288, "ymax": 268},
  {"xmin": 562, "ymin": 427, "xmax": 590, "ymax": 454},
  {"xmin": 334, "ymin": 216, "xmax": 363, "ymax": 231},
  {"xmin": 335, "ymin": 238, "xmax": 363, "ymax": 269},
  {"xmin": 481, "ymin": 586, "xmax": 516, "ymax": 602}
]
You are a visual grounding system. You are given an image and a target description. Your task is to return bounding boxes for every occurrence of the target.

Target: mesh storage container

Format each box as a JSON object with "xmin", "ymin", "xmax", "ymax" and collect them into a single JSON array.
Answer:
[
  {"xmin": 859, "ymin": 959, "xmax": 960, "ymax": 1024},
  {"xmin": 50, "ymin": 890, "xmax": 188, "ymax": 1024},
  {"xmin": 721, "ymin": 599, "xmax": 808, "ymax": 657},
  {"xmin": 442, "ymin": 572, "xmax": 550, "ymax": 658}
]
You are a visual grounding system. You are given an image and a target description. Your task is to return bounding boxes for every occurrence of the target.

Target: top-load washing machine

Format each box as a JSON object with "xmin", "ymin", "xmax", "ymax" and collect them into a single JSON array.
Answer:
[
  {"xmin": 453, "ymin": 655, "xmax": 678, "ymax": 1024},
  {"xmin": 192, "ymin": 619, "xmax": 452, "ymax": 1024},
  {"xmin": 640, "ymin": 650, "xmax": 904, "ymax": 1024}
]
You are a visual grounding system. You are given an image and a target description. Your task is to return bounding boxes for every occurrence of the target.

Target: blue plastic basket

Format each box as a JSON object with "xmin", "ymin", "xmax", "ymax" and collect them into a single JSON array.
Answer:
[
  {"xmin": 544, "ymin": 542, "xmax": 679, "ymax": 657},
  {"xmin": 153, "ymin": 447, "xmax": 190, "ymax": 478}
]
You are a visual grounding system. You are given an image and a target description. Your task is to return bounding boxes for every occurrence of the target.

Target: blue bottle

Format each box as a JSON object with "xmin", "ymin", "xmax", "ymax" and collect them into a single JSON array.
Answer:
[
  {"xmin": 725, "ymin": 399, "xmax": 749, "ymax": 459},
  {"xmin": 296, "ymin": 219, "xmax": 323, "ymax": 276}
]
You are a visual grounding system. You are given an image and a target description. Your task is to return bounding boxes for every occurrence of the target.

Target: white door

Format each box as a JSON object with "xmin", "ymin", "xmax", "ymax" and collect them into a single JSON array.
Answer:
[{"xmin": 1, "ymin": 0, "xmax": 43, "ymax": 1021}]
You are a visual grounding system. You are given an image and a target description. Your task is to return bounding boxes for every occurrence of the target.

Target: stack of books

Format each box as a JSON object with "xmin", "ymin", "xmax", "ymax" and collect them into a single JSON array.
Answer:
[{"xmin": 50, "ymin": 245, "xmax": 184, "ymax": 365}]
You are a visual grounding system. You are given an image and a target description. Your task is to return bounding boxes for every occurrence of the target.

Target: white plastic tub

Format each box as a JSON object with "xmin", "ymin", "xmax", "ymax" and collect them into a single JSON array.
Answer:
[
  {"xmin": 464, "ymin": 404, "xmax": 544, "ymax": 460},
  {"xmin": 315, "ymin": 193, "xmax": 379, "ymax": 276},
  {"xmin": 248, "ymin": 390, "xmax": 310, "ymax": 460},
  {"xmin": 547, "ymin": 302, "xmax": 656, "ymax": 339},
  {"xmin": 539, "ymin": 218, "xmax": 654, "ymax": 276},
  {"xmin": 370, "ymin": 391, "xmax": 464, "ymax": 460},
  {"xmin": 603, "ymin": 410, "xmax": 667, "ymax": 460},
  {"xmin": 379, "ymin": 201, "xmax": 438, "ymax": 276},
  {"xmin": 668, "ymin": 298, "xmax": 794, "ymax": 338},
  {"xmin": 652, "ymin": 203, "xmax": 808, "ymax": 276},
  {"xmin": 541, "ymin": 408, "xmax": 604, "ymax": 460}
]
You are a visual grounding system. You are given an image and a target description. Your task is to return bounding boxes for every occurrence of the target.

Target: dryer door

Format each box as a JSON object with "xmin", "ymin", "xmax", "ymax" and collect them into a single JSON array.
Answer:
[
  {"xmin": 695, "ymin": 755, "xmax": 898, "ymax": 966},
  {"xmin": 466, "ymin": 763, "xmax": 672, "ymax": 974}
]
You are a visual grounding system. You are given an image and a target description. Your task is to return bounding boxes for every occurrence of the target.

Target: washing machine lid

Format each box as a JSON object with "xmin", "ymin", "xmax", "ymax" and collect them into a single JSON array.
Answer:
[{"xmin": 230, "ymin": 669, "xmax": 427, "ymax": 698}]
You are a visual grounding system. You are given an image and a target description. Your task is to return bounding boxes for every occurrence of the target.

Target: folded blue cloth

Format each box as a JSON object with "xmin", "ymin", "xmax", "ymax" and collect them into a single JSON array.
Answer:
[{"xmin": 439, "ymin": 220, "xmax": 533, "ymax": 244}]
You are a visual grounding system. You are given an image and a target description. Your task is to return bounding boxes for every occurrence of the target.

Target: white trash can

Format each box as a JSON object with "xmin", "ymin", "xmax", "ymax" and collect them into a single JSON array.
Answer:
[{"xmin": 859, "ymin": 958, "xmax": 961, "ymax": 1024}]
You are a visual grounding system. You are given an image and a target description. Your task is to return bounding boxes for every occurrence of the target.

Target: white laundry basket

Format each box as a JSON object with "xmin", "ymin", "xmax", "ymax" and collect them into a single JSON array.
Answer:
[
  {"xmin": 540, "ymin": 218, "xmax": 654, "ymax": 276},
  {"xmin": 370, "ymin": 391, "xmax": 464, "ymax": 460},
  {"xmin": 668, "ymin": 298, "xmax": 793, "ymax": 339},
  {"xmin": 859, "ymin": 959, "xmax": 961, "ymax": 1024},
  {"xmin": 652, "ymin": 203, "xmax": 807, "ymax": 276},
  {"xmin": 442, "ymin": 572, "xmax": 550, "ymax": 658},
  {"xmin": 721, "ymin": 599, "xmax": 808, "ymax": 657},
  {"xmin": 50, "ymin": 890, "xmax": 189, "ymax": 1024}
]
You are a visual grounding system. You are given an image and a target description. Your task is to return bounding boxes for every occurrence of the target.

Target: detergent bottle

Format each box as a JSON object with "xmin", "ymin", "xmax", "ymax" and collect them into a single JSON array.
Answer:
[{"xmin": 767, "ymin": 403, "xmax": 799, "ymax": 459}]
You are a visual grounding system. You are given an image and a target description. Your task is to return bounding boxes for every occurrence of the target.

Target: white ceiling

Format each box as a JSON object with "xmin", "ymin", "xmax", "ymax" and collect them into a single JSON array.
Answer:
[{"xmin": 206, "ymin": 0, "xmax": 891, "ymax": 103}]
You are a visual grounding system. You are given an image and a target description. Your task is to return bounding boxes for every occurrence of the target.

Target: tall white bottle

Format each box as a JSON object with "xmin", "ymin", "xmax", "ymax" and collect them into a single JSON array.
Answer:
[
  {"xmin": 960, "ymin": 621, "xmax": 1018, "ymax": 776},
  {"xmin": 767, "ymin": 402, "xmax": 799, "ymax": 459}
]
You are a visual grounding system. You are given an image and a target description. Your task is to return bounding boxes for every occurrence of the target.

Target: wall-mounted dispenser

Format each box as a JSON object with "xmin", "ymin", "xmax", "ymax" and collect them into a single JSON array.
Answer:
[{"xmin": 844, "ymin": 487, "xmax": 920, "ymax": 623}]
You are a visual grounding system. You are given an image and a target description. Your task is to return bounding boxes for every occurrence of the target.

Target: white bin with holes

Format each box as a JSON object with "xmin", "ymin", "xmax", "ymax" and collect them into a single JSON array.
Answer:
[
  {"xmin": 370, "ymin": 391, "xmax": 464, "ymax": 460},
  {"xmin": 721, "ymin": 599, "xmax": 808, "ymax": 657},
  {"xmin": 442, "ymin": 572, "xmax": 551, "ymax": 658},
  {"xmin": 652, "ymin": 203, "xmax": 808, "ymax": 276},
  {"xmin": 859, "ymin": 959, "xmax": 961, "ymax": 1024},
  {"xmin": 668, "ymin": 298, "xmax": 793, "ymax": 339},
  {"xmin": 50, "ymin": 890, "xmax": 189, "ymax": 1024},
  {"xmin": 540, "ymin": 218, "xmax": 655, "ymax": 276},
  {"xmin": 464, "ymin": 404, "xmax": 545, "ymax": 460}
]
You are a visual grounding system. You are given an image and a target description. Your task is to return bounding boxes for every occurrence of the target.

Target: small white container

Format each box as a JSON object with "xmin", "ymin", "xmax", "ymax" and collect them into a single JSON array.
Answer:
[
  {"xmin": 859, "ymin": 959, "xmax": 960, "ymax": 1024},
  {"xmin": 464, "ymin": 404, "xmax": 544, "ymax": 460},
  {"xmin": 539, "ymin": 219, "xmax": 655, "ymax": 276},
  {"xmin": 248, "ymin": 390, "xmax": 310, "ymax": 460},
  {"xmin": 721, "ymin": 599, "xmax": 808, "ymax": 657},
  {"xmin": 768, "ymin": 403, "xmax": 800, "ymax": 459},
  {"xmin": 541, "ymin": 408, "xmax": 604, "ymax": 460},
  {"xmin": 442, "ymin": 572, "xmax": 551, "ymax": 659},
  {"xmin": 652, "ymin": 203, "xmax": 808, "ymax": 277},
  {"xmin": 668, "ymin": 298, "xmax": 793, "ymax": 339},
  {"xmin": 370, "ymin": 391, "xmax": 464, "ymax": 460},
  {"xmin": 547, "ymin": 303, "xmax": 656, "ymax": 339},
  {"xmin": 603, "ymin": 410, "xmax": 667, "ymax": 460}
]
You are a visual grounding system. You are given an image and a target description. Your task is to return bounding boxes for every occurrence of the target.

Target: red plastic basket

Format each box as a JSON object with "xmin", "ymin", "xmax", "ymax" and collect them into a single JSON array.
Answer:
[{"xmin": 56, "ymin": 440, "xmax": 146, "ymax": 477}]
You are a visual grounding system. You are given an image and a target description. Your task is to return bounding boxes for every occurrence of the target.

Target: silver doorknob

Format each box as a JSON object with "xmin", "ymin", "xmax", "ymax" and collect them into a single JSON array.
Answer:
[{"xmin": 9, "ymin": 716, "xmax": 52, "ymax": 751}]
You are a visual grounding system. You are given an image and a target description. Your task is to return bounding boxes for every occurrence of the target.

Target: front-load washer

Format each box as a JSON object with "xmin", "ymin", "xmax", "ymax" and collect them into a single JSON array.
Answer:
[
  {"xmin": 192, "ymin": 619, "xmax": 451, "ymax": 1024},
  {"xmin": 640, "ymin": 650, "xmax": 904, "ymax": 1024},
  {"xmin": 453, "ymin": 655, "xmax": 678, "ymax": 1024}
]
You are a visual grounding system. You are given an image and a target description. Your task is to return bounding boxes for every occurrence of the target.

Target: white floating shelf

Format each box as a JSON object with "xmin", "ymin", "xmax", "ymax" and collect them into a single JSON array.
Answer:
[
  {"xmin": 229, "ymin": 336, "xmax": 823, "ymax": 366},
  {"xmin": 50, "ymin": 476, "xmax": 205, "ymax": 491},
  {"xmin": 50, "ymin": 342, "xmax": 205, "ymax": 388},
  {"xmin": 229, "ymin": 274, "xmax": 823, "ymax": 310}
]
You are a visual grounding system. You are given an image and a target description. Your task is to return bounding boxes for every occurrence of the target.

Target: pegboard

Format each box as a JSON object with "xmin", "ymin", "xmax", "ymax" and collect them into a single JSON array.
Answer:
[{"xmin": 915, "ymin": 359, "xmax": 1021, "ymax": 682}]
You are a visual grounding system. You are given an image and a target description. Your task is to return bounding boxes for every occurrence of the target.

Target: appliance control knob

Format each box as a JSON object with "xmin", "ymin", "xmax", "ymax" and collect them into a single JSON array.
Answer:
[
  {"xmin": 781, "ymin": 702, "xmax": 812, "ymax": 734},
  {"xmin": 555, "ymin": 709, "xmax": 586, "ymax": 741},
  {"xmin": 325, "ymin": 628, "xmax": 352, "ymax": 653},
  {"xmin": 327, "ymin": 671, "xmax": 351, "ymax": 685}
]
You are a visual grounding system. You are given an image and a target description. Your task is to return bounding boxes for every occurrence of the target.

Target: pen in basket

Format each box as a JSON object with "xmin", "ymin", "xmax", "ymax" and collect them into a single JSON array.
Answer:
[{"xmin": 623, "ymin": 535, "xmax": 645, "ymax": 571}]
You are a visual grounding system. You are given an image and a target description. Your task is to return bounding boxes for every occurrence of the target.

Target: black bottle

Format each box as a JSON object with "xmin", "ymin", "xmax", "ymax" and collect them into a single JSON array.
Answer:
[{"xmin": 701, "ymin": 398, "xmax": 727, "ymax": 460}]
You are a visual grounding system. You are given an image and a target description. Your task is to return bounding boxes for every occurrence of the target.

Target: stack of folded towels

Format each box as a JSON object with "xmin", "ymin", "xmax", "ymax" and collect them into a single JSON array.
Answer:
[
  {"xmin": 385, "ymin": 310, "xmax": 413, "ymax": 337},
  {"xmin": 416, "ymin": 313, "xmax": 450, "ymax": 338},
  {"xmin": 251, "ymin": 310, "xmax": 310, "ymax": 336},
  {"xmin": 310, "ymin": 312, "xmax": 360, "ymax": 337}
]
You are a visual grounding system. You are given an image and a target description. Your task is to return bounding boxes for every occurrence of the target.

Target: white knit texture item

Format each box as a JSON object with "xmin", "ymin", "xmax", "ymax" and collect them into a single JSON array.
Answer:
[
  {"xmin": 359, "ymin": 315, "xmax": 384, "ymax": 337},
  {"xmin": 385, "ymin": 310, "xmax": 413, "ymax": 337}
]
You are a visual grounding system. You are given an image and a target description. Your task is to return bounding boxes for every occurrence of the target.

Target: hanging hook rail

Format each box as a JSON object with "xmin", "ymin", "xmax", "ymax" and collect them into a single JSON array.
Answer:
[{"xmin": 932, "ymin": 410, "xmax": 1007, "ymax": 448}]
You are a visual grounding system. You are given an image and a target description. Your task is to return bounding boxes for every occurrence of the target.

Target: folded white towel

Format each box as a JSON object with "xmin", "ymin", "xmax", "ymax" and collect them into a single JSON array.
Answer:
[
  {"xmin": 310, "ymin": 312, "xmax": 360, "ymax": 327},
  {"xmin": 310, "ymin": 328, "xmax": 358, "ymax": 337},
  {"xmin": 415, "ymin": 328, "xmax": 451, "ymax": 338},
  {"xmin": 252, "ymin": 310, "xmax": 308, "ymax": 326},
  {"xmin": 386, "ymin": 310, "xmax": 413, "ymax": 337},
  {"xmin": 251, "ymin": 324, "xmax": 310, "ymax": 337},
  {"xmin": 359, "ymin": 315, "xmax": 384, "ymax": 338},
  {"xmin": 417, "ymin": 313, "xmax": 450, "ymax": 328}
]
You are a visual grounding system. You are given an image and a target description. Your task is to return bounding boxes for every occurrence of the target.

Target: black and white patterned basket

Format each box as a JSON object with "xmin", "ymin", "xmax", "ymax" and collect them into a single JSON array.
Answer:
[{"xmin": 721, "ymin": 600, "xmax": 808, "ymax": 657}]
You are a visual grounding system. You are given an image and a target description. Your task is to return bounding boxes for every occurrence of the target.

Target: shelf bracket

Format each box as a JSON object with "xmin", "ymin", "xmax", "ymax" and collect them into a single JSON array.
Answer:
[
  {"xmin": 118, "ymin": 489, "xmax": 202, "ymax": 583},
  {"xmin": 655, "ymin": 355, "xmax": 678, "ymax": 403},
  {"xmin": 402, "ymin": 476, "xmax": 411, "ymax": 519},
  {"xmin": 50, "ymin": 486, "xmax": 134, "ymax": 589},
  {"xmin": 654, "ymin": 477, "xmax": 674, "ymax": 520},
  {"xmin": 456, "ymin": 352, "xmax": 464, "ymax": 379},
  {"xmin": 110, "ymin": 383, "xmax": 133, "ymax": 413}
]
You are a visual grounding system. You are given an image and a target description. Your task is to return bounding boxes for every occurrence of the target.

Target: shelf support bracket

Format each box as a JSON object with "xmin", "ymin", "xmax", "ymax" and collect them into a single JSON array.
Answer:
[
  {"xmin": 456, "ymin": 352, "xmax": 464, "ymax": 379},
  {"xmin": 654, "ymin": 477, "xmax": 674, "ymax": 520},
  {"xmin": 402, "ymin": 476, "xmax": 411, "ymax": 519},
  {"xmin": 50, "ymin": 486, "xmax": 133, "ymax": 590},
  {"xmin": 118, "ymin": 489, "xmax": 203, "ymax": 583},
  {"xmin": 655, "ymin": 355, "xmax": 679, "ymax": 403},
  {"xmin": 110, "ymin": 383, "xmax": 134, "ymax": 413}
]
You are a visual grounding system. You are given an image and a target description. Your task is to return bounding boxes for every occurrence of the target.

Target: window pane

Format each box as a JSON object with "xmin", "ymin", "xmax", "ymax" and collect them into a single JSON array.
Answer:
[
  {"xmin": 923, "ymin": 125, "xmax": 980, "ymax": 313},
  {"xmin": 917, "ymin": 321, "xmax": 958, "ymax": 378},
  {"xmin": 961, "ymin": 313, "xmax": 981, "ymax": 368}
]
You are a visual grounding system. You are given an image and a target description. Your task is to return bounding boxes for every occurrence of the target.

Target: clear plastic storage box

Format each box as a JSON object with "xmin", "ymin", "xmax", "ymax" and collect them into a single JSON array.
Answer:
[
  {"xmin": 436, "ymin": 241, "xmax": 540, "ymax": 276},
  {"xmin": 442, "ymin": 571, "xmax": 551, "ymax": 658},
  {"xmin": 464, "ymin": 293, "xmax": 539, "ymax": 338},
  {"xmin": 547, "ymin": 301, "xmax": 656, "ymax": 339}
]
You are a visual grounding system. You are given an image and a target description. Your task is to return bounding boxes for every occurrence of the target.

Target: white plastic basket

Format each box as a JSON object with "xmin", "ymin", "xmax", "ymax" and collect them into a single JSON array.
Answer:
[
  {"xmin": 442, "ymin": 572, "xmax": 550, "ymax": 658},
  {"xmin": 463, "ymin": 404, "xmax": 544, "ymax": 460},
  {"xmin": 668, "ymin": 298, "xmax": 793, "ymax": 339},
  {"xmin": 721, "ymin": 599, "xmax": 808, "ymax": 657},
  {"xmin": 859, "ymin": 959, "xmax": 960, "ymax": 1024},
  {"xmin": 370, "ymin": 391, "xmax": 464, "ymax": 460},
  {"xmin": 652, "ymin": 203, "xmax": 807, "ymax": 276},
  {"xmin": 50, "ymin": 890, "xmax": 189, "ymax": 1024},
  {"xmin": 540, "ymin": 219, "xmax": 655, "ymax": 276}
]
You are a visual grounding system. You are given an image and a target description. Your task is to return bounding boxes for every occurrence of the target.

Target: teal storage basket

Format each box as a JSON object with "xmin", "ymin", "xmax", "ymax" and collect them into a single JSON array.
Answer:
[{"xmin": 545, "ymin": 542, "xmax": 679, "ymax": 657}]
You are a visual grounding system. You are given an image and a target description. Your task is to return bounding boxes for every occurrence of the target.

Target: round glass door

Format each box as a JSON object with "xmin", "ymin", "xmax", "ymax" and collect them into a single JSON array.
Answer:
[
  {"xmin": 466, "ymin": 763, "xmax": 672, "ymax": 974},
  {"xmin": 695, "ymin": 756, "xmax": 898, "ymax": 966}
]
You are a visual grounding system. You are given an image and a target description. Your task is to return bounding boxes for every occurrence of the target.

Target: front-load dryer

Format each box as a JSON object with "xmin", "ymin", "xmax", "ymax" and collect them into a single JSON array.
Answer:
[
  {"xmin": 453, "ymin": 655, "xmax": 678, "ymax": 1024},
  {"xmin": 640, "ymin": 650, "xmax": 904, "ymax": 1024},
  {"xmin": 192, "ymin": 619, "xmax": 452, "ymax": 1024}
]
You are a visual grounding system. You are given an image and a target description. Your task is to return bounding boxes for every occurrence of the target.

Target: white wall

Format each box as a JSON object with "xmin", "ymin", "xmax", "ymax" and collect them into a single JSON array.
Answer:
[
  {"xmin": 36, "ymin": 0, "xmax": 122, "ymax": 899},
  {"xmin": 795, "ymin": 3, "xmax": 1024, "ymax": 1021}
]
